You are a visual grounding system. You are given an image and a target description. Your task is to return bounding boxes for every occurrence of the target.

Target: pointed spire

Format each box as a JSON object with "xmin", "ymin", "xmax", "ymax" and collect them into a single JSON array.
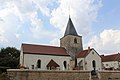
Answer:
[{"xmin": 64, "ymin": 17, "xmax": 78, "ymax": 37}]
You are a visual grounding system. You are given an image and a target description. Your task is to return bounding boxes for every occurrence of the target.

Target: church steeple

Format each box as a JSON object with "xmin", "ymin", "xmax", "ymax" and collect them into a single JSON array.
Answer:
[
  {"xmin": 64, "ymin": 17, "xmax": 78, "ymax": 37},
  {"xmin": 60, "ymin": 17, "xmax": 83, "ymax": 59}
]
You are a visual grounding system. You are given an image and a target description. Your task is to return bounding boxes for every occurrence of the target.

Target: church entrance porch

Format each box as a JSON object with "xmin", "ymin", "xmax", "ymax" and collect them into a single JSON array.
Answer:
[{"xmin": 47, "ymin": 59, "xmax": 60, "ymax": 70}]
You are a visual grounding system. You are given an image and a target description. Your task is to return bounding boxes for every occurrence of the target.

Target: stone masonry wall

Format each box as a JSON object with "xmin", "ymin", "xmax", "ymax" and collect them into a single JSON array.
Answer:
[
  {"xmin": 7, "ymin": 69, "xmax": 120, "ymax": 80},
  {"xmin": 60, "ymin": 35, "xmax": 83, "ymax": 58},
  {"xmin": 7, "ymin": 69, "xmax": 90, "ymax": 80},
  {"xmin": 99, "ymin": 71, "xmax": 120, "ymax": 80}
]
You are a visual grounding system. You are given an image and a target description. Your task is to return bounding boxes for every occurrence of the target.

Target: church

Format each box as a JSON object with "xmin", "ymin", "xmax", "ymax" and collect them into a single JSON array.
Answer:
[{"xmin": 20, "ymin": 17, "xmax": 102, "ymax": 71}]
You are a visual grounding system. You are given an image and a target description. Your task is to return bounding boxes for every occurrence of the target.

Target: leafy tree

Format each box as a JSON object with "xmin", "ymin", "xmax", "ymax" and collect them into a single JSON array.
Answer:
[{"xmin": 0, "ymin": 47, "xmax": 20, "ymax": 69}]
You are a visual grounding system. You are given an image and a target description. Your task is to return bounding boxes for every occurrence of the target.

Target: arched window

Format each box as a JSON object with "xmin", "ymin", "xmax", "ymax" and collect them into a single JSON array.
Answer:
[
  {"xmin": 37, "ymin": 59, "xmax": 41, "ymax": 68},
  {"xmin": 92, "ymin": 60, "xmax": 96, "ymax": 68},
  {"xmin": 74, "ymin": 38, "xmax": 77, "ymax": 43},
  {"xmin": 63, "ymin": 61, "xmax": 67, "ymax": 69}
]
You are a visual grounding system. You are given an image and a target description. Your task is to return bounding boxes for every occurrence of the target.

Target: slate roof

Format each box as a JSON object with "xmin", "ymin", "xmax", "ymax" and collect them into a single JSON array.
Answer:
[
  {"xmin": 101, "ymin": 53, "xmax": 120, "ymax": 62},
  {"xmin": 22, "ymin": 43, "xmax": 69, "ymax": 56},
  {"xmin": 64, "ymin": 17, "xmax": 78, "ymax": 36},
  {"xmin": 47, "ymin": 59, "xmax": 60, "ymax": 67},
  {"xmin": 77, "ymin": 49, "xmax": 93, "ymax": 58}
]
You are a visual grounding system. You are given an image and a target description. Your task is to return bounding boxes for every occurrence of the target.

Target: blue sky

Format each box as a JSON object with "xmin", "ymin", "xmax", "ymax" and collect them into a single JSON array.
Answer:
[{"xmin": 0, "ymin": 0, "xmax": 120, "ymax": 55}]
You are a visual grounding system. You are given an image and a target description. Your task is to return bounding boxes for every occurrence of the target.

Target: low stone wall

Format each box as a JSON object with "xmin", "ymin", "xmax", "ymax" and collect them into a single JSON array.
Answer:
[
  {"xmin": 99, "ymin": 71, "xmax": 120, "ymax": 80},
  {"xmin": 7, "ymin": 69, "xmax": 120, "ymax": 80},
  {"xmin": 7, "ymin": 69, "xmax": 91, "ymax": 80}
]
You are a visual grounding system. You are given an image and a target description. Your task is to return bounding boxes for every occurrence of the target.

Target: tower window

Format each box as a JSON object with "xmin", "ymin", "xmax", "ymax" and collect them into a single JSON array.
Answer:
[{"xmin": 74, "ymin": 38, "xmax": 77, "ymax": 43}]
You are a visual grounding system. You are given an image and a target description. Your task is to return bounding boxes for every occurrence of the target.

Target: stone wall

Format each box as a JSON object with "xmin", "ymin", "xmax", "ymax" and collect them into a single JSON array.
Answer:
[
  {"xmin": 7, "ymin": 69, "xmax": 90, "ymax": 80},
  {"xmin": 60, "ymin": 35, "xmax": 83, "ymax": 57},
  {"xmin": 99, "ymin": 71, "xmax": 120, "ymax": 80},
  {"xmin": 7, "ymin": 69, "xmax": 120, "ymax": 80}
]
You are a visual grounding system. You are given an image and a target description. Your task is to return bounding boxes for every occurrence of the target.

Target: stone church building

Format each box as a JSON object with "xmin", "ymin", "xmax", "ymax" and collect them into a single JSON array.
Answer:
[{"xmin": 20, "ymin": 17, "xmax": 102, "ymax": 71}]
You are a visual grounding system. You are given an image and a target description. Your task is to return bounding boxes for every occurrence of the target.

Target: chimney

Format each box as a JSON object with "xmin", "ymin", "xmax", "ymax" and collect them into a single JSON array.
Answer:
[
  {"xmin": 101, "ymin": 55, "xmax": 104, "ymax": 57},
  {"xmin": 88, "ymin": 46, "xmax": 90, "ymax": 53}
]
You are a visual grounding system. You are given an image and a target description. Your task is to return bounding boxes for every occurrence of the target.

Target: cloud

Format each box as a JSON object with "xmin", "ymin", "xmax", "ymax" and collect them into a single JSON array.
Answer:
[
  {"xmin": 0, "ymin": 27, "xmax": 8, "ymax": 42},
  {"xmin": 0, "ymin": 17, "xmax": 4, "ymax": 22},
  {"xmin": 88, "ymin": 29, "xmax": 120, "ymax": 54},
  {"xmin": 49, "ymin": 38, "xmax": 60, "ymax": 46},
  {"xmin": 29, "ymin": 12, "xmax": 56, "ymax": 39},
  {"xmin": 50, "ymin": 0, "xmax": 102, "ymax": 35},
  {"xmin": 0, "ymin": 0, "xmax": 55, "ymax": 47},
  {"xmin": 15, "ymin": 33, "xmax": 20, "ymax": 39},
  {"xmin": 33, "ymin": 0, "xmax": 54, "ymax": 16}
]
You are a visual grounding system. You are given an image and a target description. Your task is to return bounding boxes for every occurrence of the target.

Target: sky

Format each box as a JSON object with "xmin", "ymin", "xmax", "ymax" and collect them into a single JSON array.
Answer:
[{"xmin": 0, "ymin": 0, "xmax": 120, "ymax": 55}]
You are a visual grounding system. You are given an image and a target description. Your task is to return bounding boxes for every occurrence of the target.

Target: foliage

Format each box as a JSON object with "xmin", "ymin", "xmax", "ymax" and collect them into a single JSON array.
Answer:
[
  {"xmin": 0, "ymin": 73, "xmax": 10, "ymax": 80},
  {"xmin": 0, "ymin": 47, "xmax": 20, "ymax": 69}
]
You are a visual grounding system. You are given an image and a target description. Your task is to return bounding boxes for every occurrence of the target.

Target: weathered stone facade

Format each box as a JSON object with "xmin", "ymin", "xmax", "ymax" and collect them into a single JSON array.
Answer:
[
  {"xmin": 99, "ymin": 71, "xmax": 120, "ymax": 80},
  {"xmin": 7, "ymin": 69, "xmax": 120, "ymax": 80},
  {"xmin": 60, "ymin": 35, "xmax": 83, "ymax": 58},
  {"xmin": 60, "ymin": 17, "xmax": 83, "ymax": 59},
  {"xmin": 7, "ymin": 69, "xmax": 90, "ymax": 80}
]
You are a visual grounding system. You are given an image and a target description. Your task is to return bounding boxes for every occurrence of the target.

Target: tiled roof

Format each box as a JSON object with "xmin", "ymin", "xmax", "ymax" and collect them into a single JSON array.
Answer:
[
  {"xmin": 101, "ymin": 53, "xmax": 120, "ymax": 62},
  {"xmin": 22, "ymin": 43, "xmax": 69, "ymax": 56},
  {"xmin": 77, "ymin": 49, "xmax": 93, "ymax": 58},
  {"xmin": 47, "ymin": 59, "xmax": 59, "ymax": 67}
]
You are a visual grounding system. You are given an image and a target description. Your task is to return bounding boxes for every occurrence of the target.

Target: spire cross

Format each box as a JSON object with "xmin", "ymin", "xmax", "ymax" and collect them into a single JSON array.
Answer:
[
  {"xmin": 68, "ymin": 0, "xmax": 71, "ymax": 18},
  {"xmin": 69, "ymin": 5, "xmax": 70, "ymax": 18}
]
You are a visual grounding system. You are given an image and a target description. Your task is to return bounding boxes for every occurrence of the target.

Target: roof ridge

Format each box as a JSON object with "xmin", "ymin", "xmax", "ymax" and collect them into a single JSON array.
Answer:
[
  {"xmin": 83, "ymin": 48, "xmax": 93, "ymax": 51},
  {"xmin": 103, "ymin": 53, "xmax": 120, "ymax": 57},
  {"xmin": 22, "ymin": 43, "xmax": 64, "ymax": 49}
]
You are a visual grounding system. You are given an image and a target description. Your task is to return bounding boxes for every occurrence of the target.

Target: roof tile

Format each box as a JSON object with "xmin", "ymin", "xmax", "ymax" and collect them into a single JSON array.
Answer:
[
  {"xmin": 22, "ymin": 43, "xmax": 69, "ymax": 56},
  {"xmin": 101, "ymin": 53, "xmax": 120, "ymax": 62},
  {"xmin": 77, "ymin": 49, "xmax": 93, "ymax": 58},
  {"xmin": 64, "ymin": 17, "xmax": 78, "ymax": 36}
]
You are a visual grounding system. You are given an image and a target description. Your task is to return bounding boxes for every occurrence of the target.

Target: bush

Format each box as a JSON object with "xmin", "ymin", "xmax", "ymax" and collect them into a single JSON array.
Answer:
[
  {"xmin": 0, "ymin": 73, "xmax": 10, "ymax": 80},
  {"xmin": 0, "ymin": 67, "xmax": 10, "ymax": 74}
]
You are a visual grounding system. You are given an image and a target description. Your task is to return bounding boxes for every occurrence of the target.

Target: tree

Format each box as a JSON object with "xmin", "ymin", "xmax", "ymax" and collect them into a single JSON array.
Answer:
[{"xmin": 0, "ymin": 47, "xmax": 20, "ymax": 69}]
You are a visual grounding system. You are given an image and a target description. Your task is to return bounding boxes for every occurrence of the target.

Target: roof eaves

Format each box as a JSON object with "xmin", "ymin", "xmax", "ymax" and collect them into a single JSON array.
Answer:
[{"xmin": 23, "ymin": 52, "xmax": 70, "ymax": 56}]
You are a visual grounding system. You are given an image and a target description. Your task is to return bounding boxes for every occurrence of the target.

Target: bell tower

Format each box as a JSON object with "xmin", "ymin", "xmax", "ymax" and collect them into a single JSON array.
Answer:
[{"xmin": 60, "ymin": 17, "xmax": 83, "ymax": 59}]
